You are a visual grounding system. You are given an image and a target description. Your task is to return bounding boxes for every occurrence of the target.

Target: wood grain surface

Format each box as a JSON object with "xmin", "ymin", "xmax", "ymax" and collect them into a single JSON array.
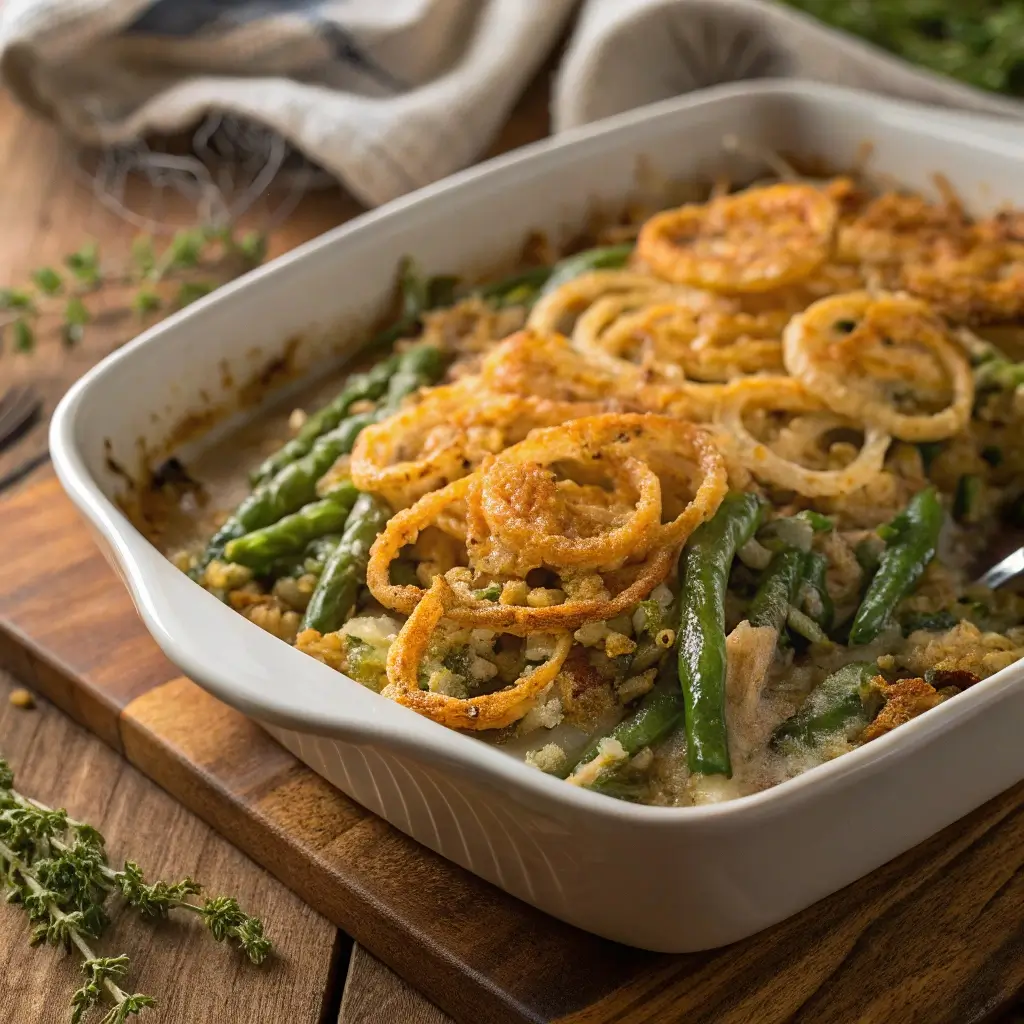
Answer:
[
  {"xmin": 340, "ymin": 947, "xmax": 454, "ymax": 1024},
  {"xmin": 2, "ymin": 56, "xmax": 1024, "ymax": 1024},
  {"xmin": 0, "ymin": 91, "xmax": 362, "ymax": 497},
  {"xmin": 0, "ymin": 59, "xmax": 551, "ymax": 1024},
  {"xmin": 0, "ymin": 56, "xmax": 549, "ymax": 1024},
  {"xmin": 0, "ymin": 668, "xmax": 342, "ymax": 1024},
  {"xmin": 0, "ymin": 477, "xmax": 180, "ymax": 749},
  {"xmin": 2, "ymin": 474, "xmax": 1024, "ymax": 1024},
  {"xmin": 0, "ymin": 61, "xmax": 551, "ymax": 495}
]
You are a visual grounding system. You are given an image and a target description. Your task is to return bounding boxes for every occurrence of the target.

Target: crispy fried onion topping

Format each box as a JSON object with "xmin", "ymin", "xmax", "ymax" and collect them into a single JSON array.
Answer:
[
  {"xmin": 479, "ymin": 328, "xmax": 727, "ymax": 423},
  {"xmin": 836, "ymin": 192, "xmax": 1024, "ymax": 324},
  {"xmin": 573, "ymin": 297, "xmax": 787, "ymax": 382},
  {"xmin": 636, "ymin": 183, "xmax": 838, "ymax": 293},
  {"xmin": 527, "ymin": 269, "xmax": 714, "ymax": 336},
  {"xmin": 366, "ymin": 413, "xmax": 727, "ymax": 634},
  {"xmin": 350, "ymin": 376, "xmax": 605, "ymax": 509},
  {"xmin": 386, "ymin": 577, "xmax": 572, "ymax": 730},
  {"xmin": 716, "ymin": 376, "xmax": 891, "ymax": 497},
  {"xmin": 782, "ymin": 291, "xmax": 974, "ymax": 442}
]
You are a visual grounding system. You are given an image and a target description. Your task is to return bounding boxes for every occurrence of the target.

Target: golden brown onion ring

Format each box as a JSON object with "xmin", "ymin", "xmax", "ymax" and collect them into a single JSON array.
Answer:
[
  {"xmin": 526, "ymin": 270, "xmax": 704, "ymax": 335},
  {"xmin": 637, "ymin": 184, "xmax": 838, "ymax": 293},
  {"xmin": 466, "ymin": 413, "xmax": 725, "ymax": 574},
  {"xmin": 385, "ymin": 577, "xmax": 572, "ymax": 730},
  {"xmin": 836, "ymin": 191, "xmax": 969, "ymax": 265},
  {"xmin": 367, "ymin": 414, "xmax": 726, "ymax": 633},
  {"xmin": 366, "ymin": 475, "xmax": 676, "ymax": 633},
  {"xmin": 479, "ymin": 328, "xmax": 634, "ymax": 405},
  {"xmin": 716, "ymin": 376, "xmax": 891, "ymax": 497},
  {"xmin": 479, "ymin": 328, "xmax": 725, "ymax": 423},
  {"xmin": 577, "ymin": 299, "xmax": 786, "ymax": 381},
  {"xmin": 351, "ymin": 376, "xmax": 604, "ymax": 509},
  {"xmin": 782, "ymin": 291, "xmax": 974, "ymax": 442},
  {"xmin": 367, "ymin": 477, "xmax": 473, "ymax": 616}
]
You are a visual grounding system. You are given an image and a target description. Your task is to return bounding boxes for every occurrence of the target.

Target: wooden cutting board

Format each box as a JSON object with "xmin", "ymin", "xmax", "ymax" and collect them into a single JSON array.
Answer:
[{"xmin": 2, "ymin": 473, "xmax": 1023, "ymax": 1024}]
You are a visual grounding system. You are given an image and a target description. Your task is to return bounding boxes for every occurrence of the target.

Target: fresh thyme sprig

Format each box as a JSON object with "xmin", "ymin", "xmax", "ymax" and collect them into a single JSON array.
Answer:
[
  {"xmin": 0, "ymin": 225, "xmax": 267, "ymax": 355},
  {"xmin": 0, "ymin": 753, "xmax": 271, "ymax": 1022}
]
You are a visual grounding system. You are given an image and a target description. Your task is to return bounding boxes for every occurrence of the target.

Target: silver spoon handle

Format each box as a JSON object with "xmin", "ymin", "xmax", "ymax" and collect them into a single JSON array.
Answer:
[{"xmin": 976, "ymin": 546, "xmax": 1024, "ymax": 590}]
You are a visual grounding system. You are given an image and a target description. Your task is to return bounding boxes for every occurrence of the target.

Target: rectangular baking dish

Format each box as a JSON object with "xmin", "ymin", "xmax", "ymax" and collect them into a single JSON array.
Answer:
[{"xmin": 50, "ymin": 81, "xmax": 1024, "ymax": 953}]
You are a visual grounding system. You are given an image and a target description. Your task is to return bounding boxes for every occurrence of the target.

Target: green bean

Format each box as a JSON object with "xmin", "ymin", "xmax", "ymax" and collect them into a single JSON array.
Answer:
[
  {"xmin": 848, "ymin": 487, "xmax": 943, "ymax": 646},
  {"xmin": 264, "ymin": 533, "xmax": 341, "ymax": 581},
  {"xmin": 250, "ymin": 357, "xmax": 398, "ymax": 485},
  {"xmin": 424, "ymin": 274, "xmax": 459, "ymax": 309},
  {"xmin": 396, "ymin": 257, "xmax": 457, "ymax": 318},
  {"xmin": 302, "ymin": 493, "xmax": 391, "ymax": 633},
  {"xmin": 798, "ymin": 550, "xmax": 834, "ymax": 632},
  {"xmin": 854, "ymin": 535, "xmax": 884, "ymax": 577},
  {"xmin": 748, "ymin": 548, "xmax": 804, "ymax": 633},
  {"xmin": 628, "ymin": 636, "xmax": 666, "ymax": 674},
  {"xmin": 677, "ymin": 492, "xmax": 765, "ymax": 777},
  {"xmin": 193, "ymin": 345, "xmax": 443, "ymax": 577},
  {"xmin": 538, "ymin": 244, "xmax": 634, "ymax": 298},
  {"xmin": 770, "ymin": 662, "xmax": 880, "ymax": 750},
  {"xmin": 974, "ymin": 356, "xmax": 1024, "ymax": 392},
  {"xmin": 917, "ymin": 441, "xmax": 945, "ymax": 474},
  {"xmin": 223, "ymin": 483, "xmax": 358, "ymax": 571},
  {"xmin": 786, "ymin": 606, "xmax": 828, "ymax": 644},
  {"xmin": 362, "ymin": 258, "xmax": 459, "ymax": 354},
  {"xmin": 251, "ymin": 259, "xmax": 458, "ymax": 485},
  {"xmin": 953, "ymin": 474, "xmax": 982, "ymax": 525},
  {"xmin": 794, "ymin": 510, "xmax": 834, "ymax": 532},
  {"xmin": 473, "ymin": 266, "xmax": 553, "ymax": 306},
  {"xmin": 464, "ymin": 244, "xmax": 636, "ymax": 312},
  {"xmin": 381, "ymin": 344, "xmax": 446, "ymax": 408},
  {"xmin": 900, "ymin": 609, "xmax": 958, "ymax": 636},
  {"xmin": 306, "ymin": 533, "xmax": 343, "ymax": 563},
  {"xmin": 199, "ymin": 414, "xmax": 370, "ymax": 569},
  {"xmin": 263, "ymin": 557, "xmax": 306, "ymax": 581},
  {"xmin": 564, "ymin": 676, "xmax": 685, "ymax": 783}
]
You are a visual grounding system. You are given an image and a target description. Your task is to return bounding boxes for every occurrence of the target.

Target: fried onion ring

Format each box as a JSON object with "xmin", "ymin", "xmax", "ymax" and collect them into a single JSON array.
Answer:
[
  {"xmin": 366, "ymin": 414, "xmax": 726, "ymax": 633},
  {"xmin": 716, "ymin": 376, "xmax": 891, "ymax": 497},
  {"xmin": 782, "ymin": 291, "xmax": 974, "ymax": 442},
  {"xmin": 351, "ymin": 376, "xmax": 604, "ymax": 509},
  {"xmin": 479, "ymin": 328, "xmax": 726, "ymax": 423},
  {"xmin": 385, "ymin": 577, "xmax": 572, "ymax": 730},
  {"xmin": 479, "ymin": 328, "xmax": 630, "ymax": 405},
  {"xmin": 526, "ymin": 270, "xmax": 707, "ymax": 336},
  {"xmin": 466, "ymin": 413, "xmax": 726, "ymax": 574},
  {"xmin": 366, "ymin": 474, "xmax": 677, "ymax": 632},
  {"xmin": 636, "ymin": 183, "xmax": 838, "ymax": 293},
  {"xmin": 575, "ymin": 298, "xmax": 786, "ymax": 381}
]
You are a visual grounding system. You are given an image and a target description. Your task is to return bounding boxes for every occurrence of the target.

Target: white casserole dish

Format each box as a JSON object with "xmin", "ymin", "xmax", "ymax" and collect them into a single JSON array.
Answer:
[{"xmin": 50, "ymin": 81, "xmax": 1024, "ymax": 954}]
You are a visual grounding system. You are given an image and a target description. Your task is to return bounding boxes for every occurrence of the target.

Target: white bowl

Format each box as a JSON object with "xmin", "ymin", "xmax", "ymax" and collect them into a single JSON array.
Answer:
[{"xmin": 51, "ymin": 81, "xmax": 1024, "ymax": 953}]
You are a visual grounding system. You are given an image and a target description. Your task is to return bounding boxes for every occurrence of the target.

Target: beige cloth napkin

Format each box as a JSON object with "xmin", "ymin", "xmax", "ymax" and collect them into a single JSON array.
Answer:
[{"xmin": 1, "ymin": 0, "xmax": 1019, "ymax": 208}]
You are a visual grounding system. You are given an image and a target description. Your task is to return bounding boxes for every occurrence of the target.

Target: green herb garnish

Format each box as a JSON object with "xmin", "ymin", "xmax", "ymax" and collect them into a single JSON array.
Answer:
[{"xmin": 0, "ymin": 753, "xmax": 271, "ymax": 1023}]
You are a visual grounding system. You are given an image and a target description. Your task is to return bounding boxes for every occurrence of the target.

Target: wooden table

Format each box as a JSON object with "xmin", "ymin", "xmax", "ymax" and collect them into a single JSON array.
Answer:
[
  {"xmin": 2, "ymin": 72, "xmax": 1023, "ymax": 1024},
  {"xmin": 0, "ymin": 71, "xmax": 556, "ymax": 1021},
  {"xmin": 0, "ymin": 667, "xmax": 451, "ymax": 1024}
]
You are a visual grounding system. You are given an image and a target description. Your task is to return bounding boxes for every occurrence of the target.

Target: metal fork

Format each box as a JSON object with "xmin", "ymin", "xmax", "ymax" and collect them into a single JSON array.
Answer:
[{"xmin": 0, "ymin": 385, "xmax": 41, "ymax": 454}]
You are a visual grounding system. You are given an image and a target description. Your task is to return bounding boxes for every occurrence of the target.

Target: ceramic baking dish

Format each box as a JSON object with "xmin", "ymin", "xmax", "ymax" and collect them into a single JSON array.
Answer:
[{"xmin": 50, "ymin": 81, "xmax": 1024, "ymax": 953}]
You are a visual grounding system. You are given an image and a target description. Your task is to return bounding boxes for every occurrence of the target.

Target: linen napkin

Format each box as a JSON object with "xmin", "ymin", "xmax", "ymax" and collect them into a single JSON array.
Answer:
[{"xmin": 0, "ymin": 0, "xmax": 1019, "ymax": 209}]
